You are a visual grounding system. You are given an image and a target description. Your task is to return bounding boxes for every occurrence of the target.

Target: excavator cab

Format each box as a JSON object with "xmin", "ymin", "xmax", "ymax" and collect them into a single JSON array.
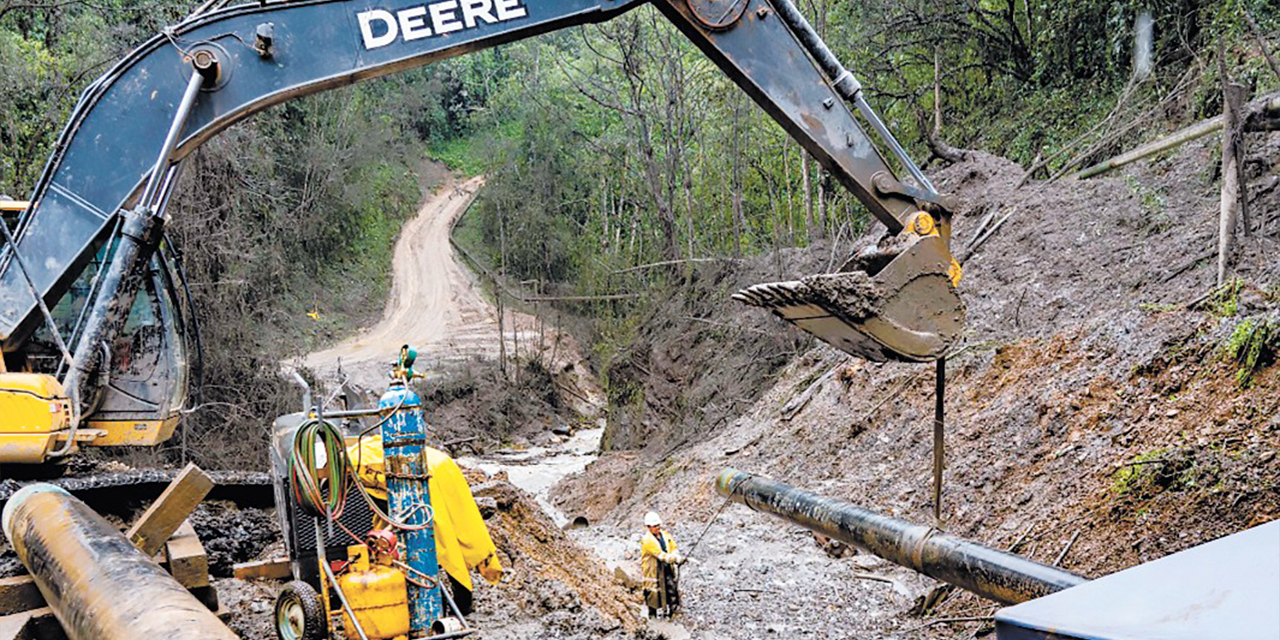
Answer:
[{"xmin": 0, "ymin": 198, "xmax": 196, "ymax": 462}]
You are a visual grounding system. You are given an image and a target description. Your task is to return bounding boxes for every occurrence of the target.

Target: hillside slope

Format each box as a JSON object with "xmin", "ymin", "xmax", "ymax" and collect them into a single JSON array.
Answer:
[{"xmin": 555, "ymin": 135, "xmax": 1280, "ymax": 635}]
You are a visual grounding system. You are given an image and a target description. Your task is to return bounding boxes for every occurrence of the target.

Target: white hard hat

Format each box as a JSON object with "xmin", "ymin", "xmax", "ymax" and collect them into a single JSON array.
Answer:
[{"xmin": 644, "ymin": 511, "xmax": 662, "ymax": 527}]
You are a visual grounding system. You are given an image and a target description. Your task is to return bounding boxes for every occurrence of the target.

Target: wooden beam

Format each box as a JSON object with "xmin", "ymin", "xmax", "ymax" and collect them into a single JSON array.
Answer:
[
  {"xmin": 232, "ymin": 558, "xmax": 293, "ymax": 581},
  {"xmin": 126, "ymin": 463, "xmax": 214, "ymax": 556},
  {"xmin": 0, "ymin": 607, "xmax": 65, "ymax": 640},
  {"xmin": 1218, "ymin": 81, "xmax": 1248, "ymax": 285},
  {"xmin": 164, "ymin": 520, "xmax": 209, "ymax": 589},
  {"xmin": 0, "ymin": 577, "xmax": 43, "ymax": 617}
]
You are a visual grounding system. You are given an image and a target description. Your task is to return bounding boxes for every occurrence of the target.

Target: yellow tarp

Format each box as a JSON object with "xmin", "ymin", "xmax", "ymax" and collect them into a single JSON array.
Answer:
[{"xmin": 347, "ymin": 436, "xmax": 503, "ymax": 590}]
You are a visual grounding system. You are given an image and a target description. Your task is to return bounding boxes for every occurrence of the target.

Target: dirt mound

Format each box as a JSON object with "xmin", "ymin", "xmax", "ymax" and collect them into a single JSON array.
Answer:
[
  {"xmin": 417, "ymin": 357, "xmax": 593, "ymax": 452},
  {"xmin": 938, "ymin": 141, "xmax": 1280, "ymax": 339},
  {"xmin": 463, "ymin": 472, "xmax": 643, "ymax": 638}
]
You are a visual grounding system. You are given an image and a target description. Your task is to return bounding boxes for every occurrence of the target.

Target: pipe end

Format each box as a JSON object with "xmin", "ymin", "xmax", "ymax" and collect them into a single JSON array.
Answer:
[
  {"xmin": 715, "ymin": 468, "xmax": 748, "ymax": 498},
  {"xmin": 3, "ymin": 483, "xmax": 69, "ymax": 543}
]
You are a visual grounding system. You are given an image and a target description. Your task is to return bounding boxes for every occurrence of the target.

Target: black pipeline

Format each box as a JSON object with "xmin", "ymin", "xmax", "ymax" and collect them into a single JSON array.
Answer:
[
  {"xmin": 715, "ymin": 469, "xmax": 1086, "ymax": 604},
  {"xmin": 1, "ymin": 484, "xmax": 238, "ymax": 640}
]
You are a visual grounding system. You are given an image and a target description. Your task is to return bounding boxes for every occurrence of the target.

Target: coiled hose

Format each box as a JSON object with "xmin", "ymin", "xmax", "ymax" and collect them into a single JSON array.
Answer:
[
  {"xmin": 288, "ymin": 417, "xmax": 350, "ymax": 520},
  {"xmin": 287, "ymin": 410, "xmax": 431, "ymax": 531}
]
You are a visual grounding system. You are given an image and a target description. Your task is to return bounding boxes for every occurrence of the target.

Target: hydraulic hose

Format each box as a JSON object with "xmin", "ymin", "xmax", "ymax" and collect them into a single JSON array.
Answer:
[{"xmin": 287, "ymin": 408, "xmax": 430, "ymax": 532}]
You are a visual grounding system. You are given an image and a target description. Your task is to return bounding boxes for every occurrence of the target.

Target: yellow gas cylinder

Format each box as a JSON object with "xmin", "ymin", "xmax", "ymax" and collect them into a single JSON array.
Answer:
[{"xmin": 337, "ymin": 545, "xmax": 411, "ymax": 640}]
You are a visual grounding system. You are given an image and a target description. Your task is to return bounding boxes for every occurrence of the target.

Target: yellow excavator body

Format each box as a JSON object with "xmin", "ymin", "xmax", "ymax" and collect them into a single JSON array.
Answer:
[
  {"xmin": 0, "ymin": 370, "xmax": 173, "ymax": 462},
  {"xmin": 0, "ymin": 373, "xmax": 73, "ymax": 463},
  {"xmin": 85, "ymin": 416, "xmax": 180, "ymax": 446}
]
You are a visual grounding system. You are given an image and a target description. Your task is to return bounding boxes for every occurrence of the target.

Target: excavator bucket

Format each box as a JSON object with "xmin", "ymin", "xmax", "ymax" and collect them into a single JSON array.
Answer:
[{"xmin": 733, "ymin": 234, "xmax": 964, "ymax": 363}]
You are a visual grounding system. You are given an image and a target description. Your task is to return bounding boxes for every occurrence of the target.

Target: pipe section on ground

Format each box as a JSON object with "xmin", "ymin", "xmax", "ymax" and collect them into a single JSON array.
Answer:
[
  {"xmin": 715, "ymin": 469, "xmax": 1087, "ymax": 604},
  {"xmin": 1, "ymin": 483, "xmax": 239, "ymax": 640}
]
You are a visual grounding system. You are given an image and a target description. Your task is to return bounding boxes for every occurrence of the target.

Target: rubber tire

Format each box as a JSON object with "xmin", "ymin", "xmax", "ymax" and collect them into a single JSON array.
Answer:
[{"xmin": 275, "ymin": 580, "xmax": 326, "ymax": 640}]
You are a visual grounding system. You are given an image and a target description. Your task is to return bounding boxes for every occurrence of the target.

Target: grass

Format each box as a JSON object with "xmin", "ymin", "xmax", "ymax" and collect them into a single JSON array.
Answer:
[
  {"xmin": 1139, "ymin": 302, "xmax": 1179, "ymax": 313},
  {"xmin": 427, "ymin": 136, "xmax": 486, "ymax": 175},
  {"xmin": 1222, "ymin": 317, "xmax": 1279, "ymax": 387},
  {"xmin": 1205, "ymin": 279, "xmax": 1244, "ymax": 317},
  {"xmin": 427, "ymin": 120, "xmax": 521, "ymax": 176},
  {"xmin": 1112, "ymin": 446, "xmax": 1221, "ymax": 500},
  {"xmin": 1112, "ymin": 448, "xmax": 1172, "ymax": 496}
]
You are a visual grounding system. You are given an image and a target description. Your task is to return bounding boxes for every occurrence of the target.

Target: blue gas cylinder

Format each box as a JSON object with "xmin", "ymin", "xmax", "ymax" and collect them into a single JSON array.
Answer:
[{"xmin": 378, "ymin": 379, "xmax": 442, "ymax": 632}]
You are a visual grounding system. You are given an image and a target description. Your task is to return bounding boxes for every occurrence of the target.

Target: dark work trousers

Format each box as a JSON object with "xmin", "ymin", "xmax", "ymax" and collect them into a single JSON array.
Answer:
[{"xmin": 448, "ymin": 572, "xmax": 474, "ymax": 617}]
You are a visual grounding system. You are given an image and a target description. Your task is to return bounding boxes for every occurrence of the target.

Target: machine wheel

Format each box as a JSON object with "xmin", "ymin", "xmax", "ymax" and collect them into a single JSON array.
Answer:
[{"xmin": 275, "ymin": 580, "xmax": 326, "ymax": 640}]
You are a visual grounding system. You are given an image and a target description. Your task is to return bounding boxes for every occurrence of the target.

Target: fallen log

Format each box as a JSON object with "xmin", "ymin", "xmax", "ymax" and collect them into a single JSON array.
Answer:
[{"xmin": 1072, "ymin": 92, "xmax": 1280, "ymax": 180}]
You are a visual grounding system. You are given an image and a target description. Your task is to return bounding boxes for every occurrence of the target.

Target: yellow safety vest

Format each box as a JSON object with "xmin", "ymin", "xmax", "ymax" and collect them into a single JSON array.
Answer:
[{"xmin": 640, "ymin": 529, "xmax": 678, "ymax": 587}]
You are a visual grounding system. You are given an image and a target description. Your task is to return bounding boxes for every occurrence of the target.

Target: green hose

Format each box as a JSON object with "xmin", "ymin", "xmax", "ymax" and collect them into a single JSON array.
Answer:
[{"xmin": 288, "ymin": 417, "xmax": 350, "ymax": 520}]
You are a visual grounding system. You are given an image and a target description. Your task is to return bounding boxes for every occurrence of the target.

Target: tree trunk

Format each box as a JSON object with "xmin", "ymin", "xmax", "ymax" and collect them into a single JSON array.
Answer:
[
  {"xmin": 934, "ymin": 46, "xmax": 942, "ymax": 137},
  {"xmin": 498, "ymin": 204, "xmax": 508, "ymax": 377},
  {"xmin": 783, "ymin": 140, "xmax": 795, "ymax": 244},
  {"xmin": 817, "ymin": 170, "xmax": 828, "ymax": 239},
  {"xmin": 1218, "ymin": 82, "xmax": 1247, "ymax": 285},
  {"xmin": 731, "ymin": 98, "xmax": 745, "ymax": 256}
]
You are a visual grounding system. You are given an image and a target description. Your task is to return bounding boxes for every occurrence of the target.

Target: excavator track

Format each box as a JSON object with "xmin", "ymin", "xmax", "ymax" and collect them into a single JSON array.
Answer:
[{"xmin": 0, "ymin": 468, "xmax": 272, "ymax": 512}]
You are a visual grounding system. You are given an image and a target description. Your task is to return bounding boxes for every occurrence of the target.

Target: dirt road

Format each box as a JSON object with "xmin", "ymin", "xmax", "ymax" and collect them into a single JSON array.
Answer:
[{"xmin": 300, "ymin": 175, "xmax": 596, "ymax": 402}]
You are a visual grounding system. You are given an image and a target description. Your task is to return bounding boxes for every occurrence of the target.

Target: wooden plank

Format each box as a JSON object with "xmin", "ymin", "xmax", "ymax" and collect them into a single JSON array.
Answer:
[
  {"xmin": 0, "ymin": 607, "xmax": 64, "ymax": 640},
  {"xmin": 164, "ymin": 520, "xmax": 209, "ymax": 589},
  {"xmin": 232, "ymin": 558, "xmax": 293, "ymax": 581},
  {"xmin": 0, "ymin": 577, "xmax": 43, "ymax": 617},
  {"xmin": 0, "ymin": 608, "xmax": 36, "ymax": 640},
  {"xmin": 126, "ymin": 463, "xmax": 214, "ymax": 556}
]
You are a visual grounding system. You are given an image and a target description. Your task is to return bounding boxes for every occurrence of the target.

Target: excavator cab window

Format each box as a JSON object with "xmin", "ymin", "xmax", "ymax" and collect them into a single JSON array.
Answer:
[
  {"xmin": 95, "ymin": 251, "xmax": 191, "ymax": 424},
  {"xmin": 21, "ymin": 237, "xmax": 194, "ymax": 425}
]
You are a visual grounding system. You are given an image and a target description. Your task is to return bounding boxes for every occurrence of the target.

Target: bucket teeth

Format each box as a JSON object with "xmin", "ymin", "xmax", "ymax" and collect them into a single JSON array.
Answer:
[
  {"xmin": 732, "ymin": 236, "xmax": 964, "ymax": 362},
  {"xmin": 731, "ymin": 281, "xmax": 808, "ymax": 308}
]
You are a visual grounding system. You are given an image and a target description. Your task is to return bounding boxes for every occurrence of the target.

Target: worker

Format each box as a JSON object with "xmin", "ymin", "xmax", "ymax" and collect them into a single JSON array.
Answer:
[
  {"xmin": 348, "ymin": 435, "xmax": 503, "ymax": 615},
  {"xmin": 640, "ymin": 511, "xmax": 683, "ymax": 618}
]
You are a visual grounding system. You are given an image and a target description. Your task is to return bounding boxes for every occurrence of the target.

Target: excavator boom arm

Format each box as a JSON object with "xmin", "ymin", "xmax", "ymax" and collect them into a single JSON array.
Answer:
[{"xmin": 0, "ymin": 0, "xmax": 925, "ymax": 348}]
